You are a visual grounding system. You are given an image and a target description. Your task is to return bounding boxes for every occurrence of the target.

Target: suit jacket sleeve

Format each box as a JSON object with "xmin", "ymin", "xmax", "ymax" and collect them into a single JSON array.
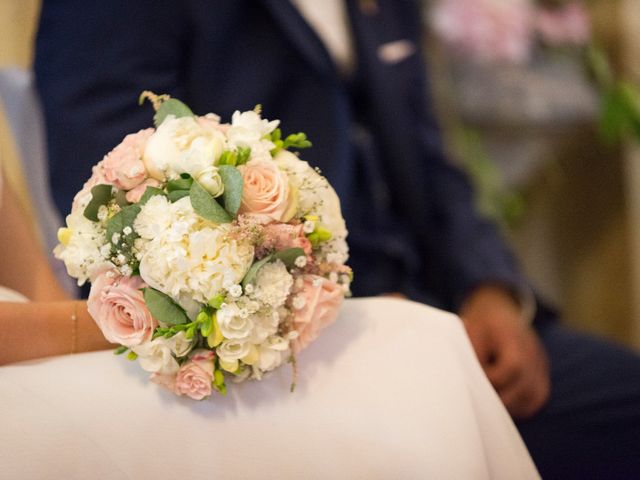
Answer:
[{"xmin": 35, "ymin": 0, "xmax": 186, "ymax": 215}]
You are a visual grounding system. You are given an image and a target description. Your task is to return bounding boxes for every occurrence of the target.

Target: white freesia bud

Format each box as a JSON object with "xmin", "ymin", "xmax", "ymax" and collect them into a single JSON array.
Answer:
[
  {"xmin": 195, "ymin": 165, "xmax": 224, "ymax": 197},
  {"xmin": 166, "ymin": 331, "xmax": 194, "ymax": 357},
  {"xmin": 217, "ymin": 339, "xmax": 250, "ymax": 363}
]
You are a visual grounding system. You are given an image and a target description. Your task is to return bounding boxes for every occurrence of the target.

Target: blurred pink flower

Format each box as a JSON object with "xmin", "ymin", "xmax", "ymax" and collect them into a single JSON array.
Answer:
[
  {"xmin": 432, "ymin": 0, "xmax": 535, "ymax": 64},
  {"xmin": 536, "ymin": 2, "xmax": 591, "ymax": 46},
  {"xmin": 290, "ymin": 275, "xmax": 343, "ymax": 354},
  {"xmin": 259, "ymin": 223, "xmax": 313, "ymax": 260}
]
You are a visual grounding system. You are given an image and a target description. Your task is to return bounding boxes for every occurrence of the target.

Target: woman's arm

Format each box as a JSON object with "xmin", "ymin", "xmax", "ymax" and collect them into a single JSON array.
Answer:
[
  {"xmin": 0, "ymin": 173, "xmax": 112, "ymax": 365},
  {"xmin": 0, "ymin": 300, "xmax": 113, "ymax": 365},
  {"xmin": 0, "ymin": 178, "xmax": 69, "ymax": 301}
]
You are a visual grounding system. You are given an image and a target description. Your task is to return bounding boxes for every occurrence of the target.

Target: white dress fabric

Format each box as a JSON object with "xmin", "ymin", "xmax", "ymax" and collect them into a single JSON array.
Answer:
[{"xmin": 0, "ymin": 298, "xmax": 540, "ymax": 479}]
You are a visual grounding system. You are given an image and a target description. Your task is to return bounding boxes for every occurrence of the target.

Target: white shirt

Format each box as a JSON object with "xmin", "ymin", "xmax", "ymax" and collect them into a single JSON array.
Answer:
[{"xmin": 291, "ymin": 0, "xmax": 356, "ymax": 74}]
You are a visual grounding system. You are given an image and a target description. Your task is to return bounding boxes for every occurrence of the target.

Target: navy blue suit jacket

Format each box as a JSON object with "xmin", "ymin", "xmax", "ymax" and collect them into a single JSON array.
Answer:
[{"xmin": 35, "ymin": 0, "xmax": 533, "ymax": 313}]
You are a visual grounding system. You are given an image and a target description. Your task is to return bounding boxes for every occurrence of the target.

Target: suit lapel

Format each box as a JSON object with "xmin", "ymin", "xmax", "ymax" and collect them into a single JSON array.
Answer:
[{"xmin": 261, "ymin": 0, "xmax": 338, "ymax": 78}]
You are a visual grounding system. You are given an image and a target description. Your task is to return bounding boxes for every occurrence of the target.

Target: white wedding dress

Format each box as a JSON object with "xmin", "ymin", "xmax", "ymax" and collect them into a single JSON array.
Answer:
[{"xmin": 0, "ymin": 298, "xmax": 540, "ymax": 479}]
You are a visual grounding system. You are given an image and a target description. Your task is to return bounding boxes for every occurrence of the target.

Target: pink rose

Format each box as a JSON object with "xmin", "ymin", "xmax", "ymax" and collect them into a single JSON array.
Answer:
[
  {"xmin": 291, "ymin": 275, "xmax": 343, "ymax": 354},
  {"xmin": 125, "ymin": 177, "xmax": 163, "ymax": 203},
  {"xmin": 260, "ymin": 223, "xmax": 312, "ymax": 259},
  {"xmin": 87, "ymin": 271, "xmax": 157, "ymax": 347},
  {"xmin": 102, "ymin": 129, "xmax": 154, "ymax": 190},
  {"xmin": 238, "ymin": 159, "xmax": 293, "ymax": 223},
  {"xmin": 174, "ymin": 350, "xmax": 215, "ymax": 400}
]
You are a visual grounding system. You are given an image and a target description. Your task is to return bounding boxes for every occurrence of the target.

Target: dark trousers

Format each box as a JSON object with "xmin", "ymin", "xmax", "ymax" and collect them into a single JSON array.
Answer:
[{"xmin": 516, "ymin": 324, "xmax": 640, "ymax": 479}]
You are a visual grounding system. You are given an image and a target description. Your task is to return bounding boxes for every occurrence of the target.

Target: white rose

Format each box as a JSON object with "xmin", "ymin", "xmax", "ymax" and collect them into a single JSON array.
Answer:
[
  {"xmin": 133, "ymin": 337, "xmax": 180, "ymax": 375},
  {"xmin": 217, "ymin": 303, "xmax": 255, "ymax": 340}
]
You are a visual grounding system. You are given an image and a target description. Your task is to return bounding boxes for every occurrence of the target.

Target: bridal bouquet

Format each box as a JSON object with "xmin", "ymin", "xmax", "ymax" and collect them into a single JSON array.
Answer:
[{"xmin": 55, "ymin": 93, "xmax": 351, "ymax": 400}]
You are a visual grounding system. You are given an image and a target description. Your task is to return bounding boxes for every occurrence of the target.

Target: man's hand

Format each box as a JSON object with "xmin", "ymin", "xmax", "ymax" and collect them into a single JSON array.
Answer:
[{"xmin": 460, "ymin": 285, "xmax": 550, "ymax": 419}]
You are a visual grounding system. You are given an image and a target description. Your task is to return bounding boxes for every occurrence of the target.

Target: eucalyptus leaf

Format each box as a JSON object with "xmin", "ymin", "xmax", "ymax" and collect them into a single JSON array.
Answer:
[
  {"xmin": 167, "ymin": 176, "xmax": 193, "ymax": 192},
  {"xmin": 143, "ymin": 288, "xmax": 190, "ymax": 325},
  {"xmin": 190, "ymin": 180, "xmax": 232, "ymax": 223},
  {"xmin": 114, "ymin": 189, "xmax": 129, "ymax": 207},
  {"xmin": 167, "ymin": 190, "xmax": 190, "ymax": 202},
  {"xmin": 154, "ymin": 98, "xmax": 194, "ymax": 128},
  {"xmin": 241, "ymin": 254, "xmax": 273, "ymax": 289},
  {"xmin": 83, "ymin": 184, "xmax": 113, "ymax": 221},
  {"xmin": 218, "ymin": 165, "xmax": 243, "ymax": 216},
  {"xmin": 272, "ymin": 247, "xmax": 305, "ymax": 269},
  {"xmin": 106, "ymin": 204, "xmax": 141, "ymax": 245},
  {"xmin": 139, "ymin": 186, "xmax": 166, "ymax": 205}
]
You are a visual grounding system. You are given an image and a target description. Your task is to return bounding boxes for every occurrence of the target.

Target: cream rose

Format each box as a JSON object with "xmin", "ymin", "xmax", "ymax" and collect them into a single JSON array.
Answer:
[
  {"xmin": 87, "ymin": 271, "xmax": 157, "ymax": 347},
  {"xmin": 174, "ymin": 350, "xmax": 215, "ymax": 400},
  {"xmin": 290, "ymin": 275, "xmax": 343, "ymax": 354},
  {"xmin": 238, "ymin": 159, "xmax": 295, "ymax": 223}
]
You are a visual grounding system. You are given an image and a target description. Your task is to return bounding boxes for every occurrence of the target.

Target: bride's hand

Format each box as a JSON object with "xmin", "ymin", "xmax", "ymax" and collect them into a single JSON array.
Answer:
[{"xmin": 460, "ymin": 285, "xmax": 550, "ymax": 419}]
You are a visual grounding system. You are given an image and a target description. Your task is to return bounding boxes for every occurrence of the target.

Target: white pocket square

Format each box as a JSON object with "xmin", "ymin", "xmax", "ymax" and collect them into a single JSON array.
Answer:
[{"xmin": 377, "ymin": 40, "xmax": 416, "ymax": 65}]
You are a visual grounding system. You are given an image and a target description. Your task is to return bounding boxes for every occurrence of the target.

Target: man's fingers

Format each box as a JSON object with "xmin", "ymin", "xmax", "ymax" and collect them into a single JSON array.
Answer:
[
  {"xmin": 486, "ymin": 343, "xmax": 522, "ymax": 390},
  {"xmin": 463, "ymin": 320, "xmax": 491, "ymax": 366}
]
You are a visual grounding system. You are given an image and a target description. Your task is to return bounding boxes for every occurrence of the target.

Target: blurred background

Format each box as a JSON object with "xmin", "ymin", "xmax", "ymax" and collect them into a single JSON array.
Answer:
[{"xmin": 1, "ymin": 0, "xmax": 639, "ymax": 348}]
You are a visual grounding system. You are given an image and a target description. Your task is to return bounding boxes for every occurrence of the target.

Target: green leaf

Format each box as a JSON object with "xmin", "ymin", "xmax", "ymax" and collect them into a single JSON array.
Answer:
[
  {"xmin": 272, "ymin": 247, "xmax": 305, "ymax": 269},
  {"xmin": 167, "ymin": 190, "xmax": 190, "ymax": 202},
  {"xmin": 83, "ymin": 184, "xmax": 113, "ymax": 221},
  {"xmin": 241, "ymin": 254, "xmax": 273, "ymax": 289},
  {"xmin": 143, "ymin": 288, "xmax": 190, "ymax": 325},
  {"xmin": 106, "ymin": 204, "xmax": 141, "ymax": 246},
  {"xmin": 218, "ymin": 165, "xmax": 243, "ymax": 216},
  {"xmin": 167, "ymin": 176, "xmax": 193, "ymax": 192},
  {"xmin": 114, "ymin": 346, "xmax": 128, "ymax": 355},
  {"xmin": 138, "ymin": 186, "xmax": 166, "ymax": 205},
  {"xmin": 153, "ymin": 98, "xmax": 194, "ymax": 128},
  {"xmin": 190, "ymin": 180, "xmax": 232, "ymax": 223},
  {"xmin": 283, "ymin": 132, "xmax": 312, "ymax": 150}
]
